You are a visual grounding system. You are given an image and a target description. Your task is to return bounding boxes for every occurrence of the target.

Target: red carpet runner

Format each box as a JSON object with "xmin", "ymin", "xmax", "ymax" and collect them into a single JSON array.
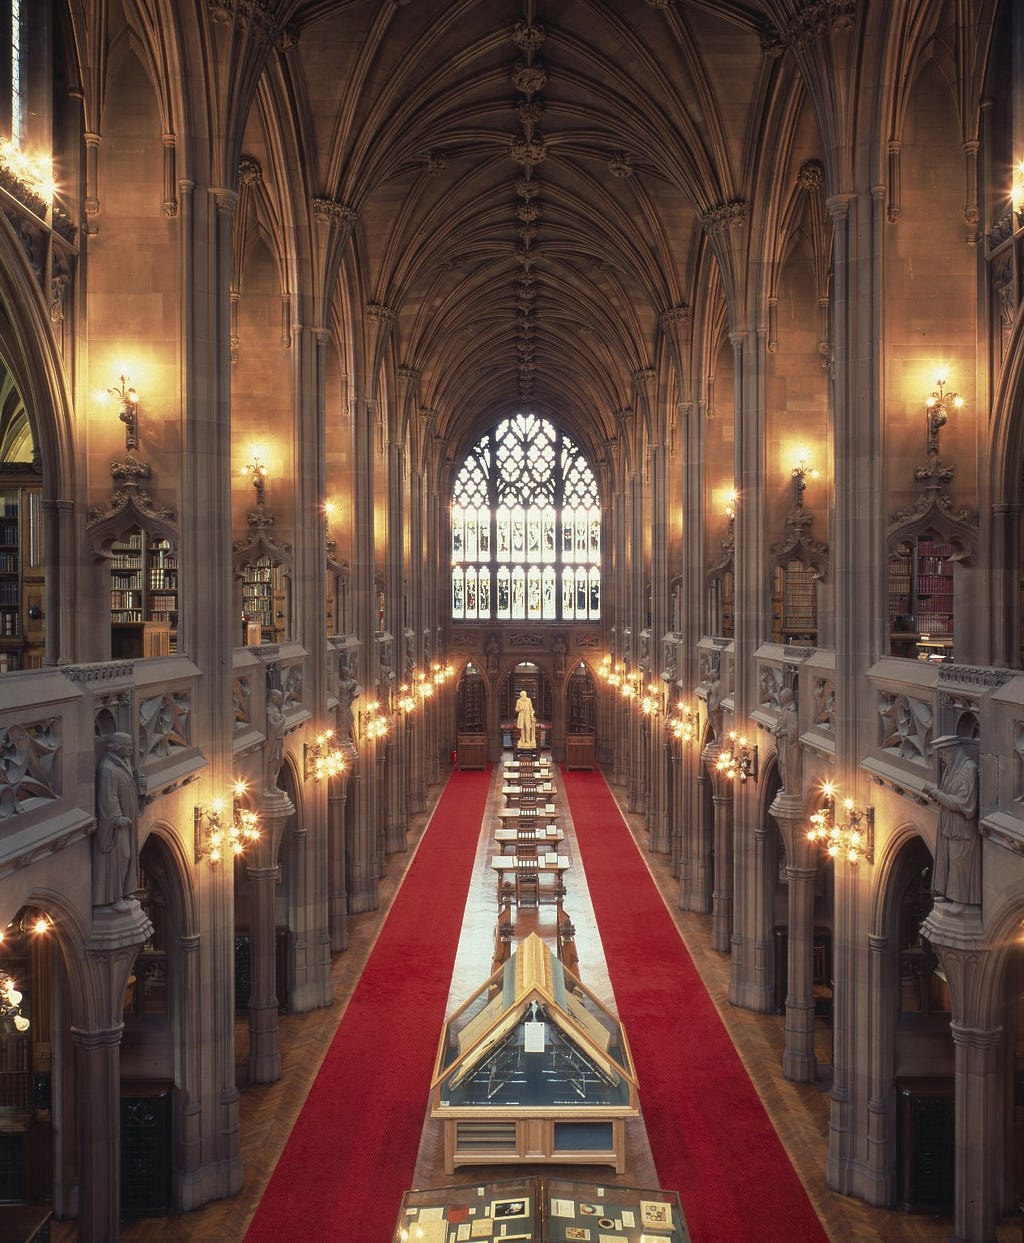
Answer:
[
  {"xmin": 562, "ymin": 768, "xmax": 830, "ymax": 1243},
  {"xmin": 244, "ymin": 768, "xmax": 491, "ymax": 1243}
]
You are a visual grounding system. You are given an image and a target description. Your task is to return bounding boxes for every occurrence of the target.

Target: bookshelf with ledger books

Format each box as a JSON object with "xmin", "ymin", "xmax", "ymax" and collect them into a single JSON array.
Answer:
[
  {"xmin": 110, "ymin": 529, "xmax": 178, "ymax": 658},
  {"xmin": 771, "ymin": 561, "xmax": 817, "ymax": 645},
  {"xmin": 0, "ymin": 483, "xmax": 44, "ymax": 672},
  {"xmin": 241, "ymin": 555, "xmax": 287, "ymax": 644},
  {"xmin": 887, "ymin": 536, "xmax": 953, "ymax": 660}
]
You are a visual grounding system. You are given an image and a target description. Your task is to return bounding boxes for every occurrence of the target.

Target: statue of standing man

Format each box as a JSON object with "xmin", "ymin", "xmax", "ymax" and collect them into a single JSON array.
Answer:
[
  {"xmin": 94, "ymin": 732, "xmax": 140, "ymax": 911},
  {"xmin": 515, "ymin": 689, "xmax": 537, "ymax": 749},
  {"xmin": 924, "ymin": 735, "xmax": 981, "ymax": 911},
  {"xmin": 771, "ymin": 687, "xmax": 801, "ymax": 794}
]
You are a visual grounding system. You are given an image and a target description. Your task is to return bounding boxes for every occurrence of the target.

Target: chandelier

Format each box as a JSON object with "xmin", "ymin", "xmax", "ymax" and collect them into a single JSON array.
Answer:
[
  {"xmin": 806, "ymin": 782, "xmax": 875, "ymax": 864},
  {"xmin": 194, "ymin": 782, "xmax": 261, "ymax": 864},
  {"xmin": 0, "ymin": 976, "xmax": 29, "ymax": 1032},
  {"xmin": 715, "ymin": 730, "xmax": 758, "ymax": 783}
]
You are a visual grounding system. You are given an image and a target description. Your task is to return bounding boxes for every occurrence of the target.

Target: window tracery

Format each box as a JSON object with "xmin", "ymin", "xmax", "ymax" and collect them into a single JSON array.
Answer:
[{"xmin": 451, "ymin": 414, "xmax": 601, "ymax": 621}]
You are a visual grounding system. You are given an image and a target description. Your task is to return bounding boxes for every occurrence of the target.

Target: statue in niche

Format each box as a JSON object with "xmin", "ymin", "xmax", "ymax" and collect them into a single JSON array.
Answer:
[
  {"xmin": 706, "ymin": 662, "xmax": 723, "ymax": 741},
  {"xmin": 94, "ymin": 732, "xmax": 140, "ymax": 911},
  {"xmin": 515, "ymin": 690, "xmax": 537, "ymax": 749},
  {"xmin": 552, "ymin": 634, "xmax": 567, "ymax": 675},
  {"xmin": 924, "ymin": 736, "xmax": 981, "ymax": 911},
  {"xmin": 486, "ymin": 634, "xmax": 500, "ymax": 675},
  {"xmin": 337, "ymin": 658, "xmax": 362, "ymax": 742},
  {"xmin": 264, "ymin": 688, "xmax": 286, "ymax": 793},
  {"xmin": 771, "ymin": 687, "xmax": 801, "ymax": 793}
]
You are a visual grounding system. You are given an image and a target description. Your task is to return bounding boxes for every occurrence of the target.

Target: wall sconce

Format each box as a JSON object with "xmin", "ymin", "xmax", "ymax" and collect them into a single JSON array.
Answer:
[
  {"xmin": 0, "ymin": 976, "xmax": 29, "ymax": 1033},
  {"xmin": 791, "ymin": 451, "xmax": 816, "ymax": 506},
  {"xmin": 396, "ymin": 684, "xmax": 417, "ymax": 714},
  {"xmin": 194, "ymin": 782, "xmax": 261, "ymax": 864},
  {"xmin": 304, "ymin": 729, "xmax": 346, "ymax": 782},
  {"xmin": 360, "ymin": 700, "xmax": 390, "ymax": 741},
  {"xmin": 416, "ymin": 671, "xmax": 434, "ymax": 702},
  {"xmin": 242, "ymin": 448, "xmax": 269, "ymax": 508},
  {"xmin": 1013, "ymin": 161, "xmax": 1024, "ymax": 216},
  {"xmin": 598, "ymin": 654, "xmax": 612, "ymax": 681},
  {"xmin": 0, "ymin": 912, "xmax": 53, "ymax": 944},
  {"xmin": 640, "ymin": 683, "xmax": 664, "ymax": 717},
  {"xmin": 620, "ymin": 671, "xmax": 642, "ymax": 702},
  {"xmin": 724, "ymin": 489, "xmax": 738, "ymax": 522},
  {"xmin": 668, "ymin": 702, "xmax": 698, "ymax": 744},
  {"xmin": 109, "ymin": 374, "xmax": 139, "ymax": 451},
  {"xmin": 806, "ymin": 781, "xmax": 875, "ymax": 864},
  {"xmin": 924, "ymin": 378, "xmax": 964, "ymax": 461},
  {"xmin": 715, "ymin": 730, "xmax": 758, "ymax": 783}
]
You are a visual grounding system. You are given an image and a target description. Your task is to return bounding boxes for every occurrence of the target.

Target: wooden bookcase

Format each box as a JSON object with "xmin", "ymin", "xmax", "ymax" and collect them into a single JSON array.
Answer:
[
  {"xmin": 110, "ymin": 529, "xmax": 179, "ymax": 658},
  {"xmin": 771, "ymin": 561, "xmax": 817, "ymax": 644},
  {"xmin": 888, "ymin": 536, "xmax": 953, "ymax": 658},
  {"xmin": 241, "ymin": 556, "xmax": 272, "ymax": 641},
  {"xmin": 0, "ymin": 483, "xmax": 43, "ymax": 672}
]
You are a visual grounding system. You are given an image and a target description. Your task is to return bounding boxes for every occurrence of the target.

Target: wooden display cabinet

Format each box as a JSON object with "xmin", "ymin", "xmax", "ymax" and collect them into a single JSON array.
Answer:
[
  {"xmin": 431, "ymin": 934, "xmax": 638, "ymax": 1174},
  {"xmin": 457, "ymin": 734, "xmax": 488, "ymax": 770},
  {"xmin": 564, "ymin": 733, "xmax": 595, "ymax": 770}
]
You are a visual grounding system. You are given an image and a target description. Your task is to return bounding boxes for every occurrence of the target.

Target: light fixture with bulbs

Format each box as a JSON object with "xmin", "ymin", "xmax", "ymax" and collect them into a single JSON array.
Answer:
[
  {"xmin": 194, "ymin": 782, "xmax": 261, "ymax": 864},
  {"xmin": 303, "ymin": 729, "xmax": 346, "ymax": 782},
  {"xmin": 806, "ymin": 781, "xmax": 875, "ymax": 864},
  {"xmin": 791, "ymin": 450, "xmax": 816, "ymax": 505},
  {"xmin": 108, "ymin": 374, "xmax": 140, "ymax": 451},
  {"xmin": 640, "ymin": 682, "xmax": 664, "ymax": 717},
  {"xmin": 242, "ymin": 448, "xmax": 269, "ymax": 508},
  {"xmin": 668, "ymin": 702, "xmax": 698, "ymax": 744},
  {"xmin": 360, "ymin": 700, "xmax": 390, "ymax": 741},
  {"xmin": 0, "ymin": 976, "xmax": 29, "ymax": 1033},
  {"xmin": 924, "ymin": 378, "xmax": 964, "ymax": 461},
  {"xmin": 715, "ymin": 730, "xmax": 758, "ymax": 783}
]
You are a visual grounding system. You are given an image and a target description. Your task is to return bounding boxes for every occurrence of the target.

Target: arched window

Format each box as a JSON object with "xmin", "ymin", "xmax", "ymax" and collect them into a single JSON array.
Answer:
[{"xmin": 450, "ymin": 414, "xmax": 601, "ymax": 621}]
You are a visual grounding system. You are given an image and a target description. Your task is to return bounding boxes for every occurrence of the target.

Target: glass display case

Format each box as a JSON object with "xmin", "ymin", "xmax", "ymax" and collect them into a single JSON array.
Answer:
[
  {"xmin": 393, "ymin": 1177, "xmax": 690, "ymax": 1242},
  {"xmin": 430, "ymin": 934, "xmax": 638, "ymax": 1173}
]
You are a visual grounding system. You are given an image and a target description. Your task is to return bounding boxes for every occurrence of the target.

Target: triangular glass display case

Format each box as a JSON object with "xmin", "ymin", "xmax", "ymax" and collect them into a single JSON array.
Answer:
[{"xmin": 430, "ymin": 933, "xmax": 639, "ymax": 1174}]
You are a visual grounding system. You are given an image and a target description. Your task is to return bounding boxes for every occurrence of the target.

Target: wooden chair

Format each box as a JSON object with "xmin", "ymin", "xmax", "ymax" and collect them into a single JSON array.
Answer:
[
  {"xmin": 515, "ymin": 868, "xmax": 540, "ymax": 907},
  {"xmin": 515, "ymin": 825, "xmax": 539, "ymax": 858},
  {"xmin": 557, "ymin": 912, "xmax": 580, "ymax": 978},
  {"xmin": 491, "ymin": 901, "xmax": 515, "ymax": 976}
]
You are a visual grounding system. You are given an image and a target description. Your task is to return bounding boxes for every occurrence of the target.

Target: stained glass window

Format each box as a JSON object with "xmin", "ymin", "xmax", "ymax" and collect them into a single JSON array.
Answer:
[{"xmin": 450, "ymin": 414, "xmax": 602, "ymax": 620}]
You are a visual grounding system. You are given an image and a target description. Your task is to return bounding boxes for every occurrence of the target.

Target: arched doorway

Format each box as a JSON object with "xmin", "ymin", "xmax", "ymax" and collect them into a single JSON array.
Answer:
[{"xmin": 564, "ymin": 661, "xmax": 596, "ymax": 769}]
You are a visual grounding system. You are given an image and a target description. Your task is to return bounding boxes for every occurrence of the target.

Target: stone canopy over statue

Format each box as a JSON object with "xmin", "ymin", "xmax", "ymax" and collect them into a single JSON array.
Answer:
[{"xmin": 515, "ymin": 689, "xmax": 537, "ymax": 749}]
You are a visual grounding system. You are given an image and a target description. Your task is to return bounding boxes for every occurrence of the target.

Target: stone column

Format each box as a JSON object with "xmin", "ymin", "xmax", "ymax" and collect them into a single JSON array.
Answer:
[
  {"xmin": 864, "ymin": 932, "xmax": 896, "ymax": 1206},
  {"xmin": 246, "ymin": 791, "xmax": 293, "ymax": 1084},
  {"xmin": 76, "ymin": 904, "xmax": 151, "ymax": 1243},
  {"xmin": 774, "ymin": 796, "xmax": 818, "ymax": 1082},
  {"xmin": 683, "ymin": 769, "xmax": 713, "ymax": 913},
  {"xmin": 921, "ymin": 903, "xmax": 998, "ymax": 1243},
  {"xmin": 949, "ymin": 1022, "xmax": 1001, "ymax": 1243},
  {"xmin": 704, "ymin": 741, "xmax": 734, "ymax": 954},
  {"xmin": 328, "ymin": 766, "xmax": 350, "ymax": 953}
]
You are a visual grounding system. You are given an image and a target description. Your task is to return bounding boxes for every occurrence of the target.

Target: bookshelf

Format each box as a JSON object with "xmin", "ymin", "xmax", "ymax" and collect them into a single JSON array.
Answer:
[
  {"xmin": 110, "ymin": 528, "xmax": 178, "ymax": 657},
  {"xmin": 0, "ymin": 490, "xmax": 21, "ymax": 654},
  {"xmin": 241, "ymin": 555, "xmax": 286, "ymax": 643},
  {"xmin": 0, "ymin": 483, "xmax": 43, "ymax": 672},
  {"xmin": 888, "ymin": 536, "xmax": 953, "ymax": 658},
  {"xmin": 772, "ymin": 560, "xmax": 817, "ymax": 644}
]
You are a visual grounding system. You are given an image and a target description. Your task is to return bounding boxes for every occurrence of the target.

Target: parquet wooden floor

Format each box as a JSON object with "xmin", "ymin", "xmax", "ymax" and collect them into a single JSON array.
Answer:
[{"xmin": 49, "ymin": 762, "xmax": 1022, "ymax": 1242}]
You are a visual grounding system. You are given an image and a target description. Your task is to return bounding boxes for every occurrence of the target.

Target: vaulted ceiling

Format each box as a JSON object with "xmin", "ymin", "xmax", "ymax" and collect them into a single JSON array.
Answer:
[{"xmin": 288, "ymin": 0, "xmax": 777, "ymax": 461}]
